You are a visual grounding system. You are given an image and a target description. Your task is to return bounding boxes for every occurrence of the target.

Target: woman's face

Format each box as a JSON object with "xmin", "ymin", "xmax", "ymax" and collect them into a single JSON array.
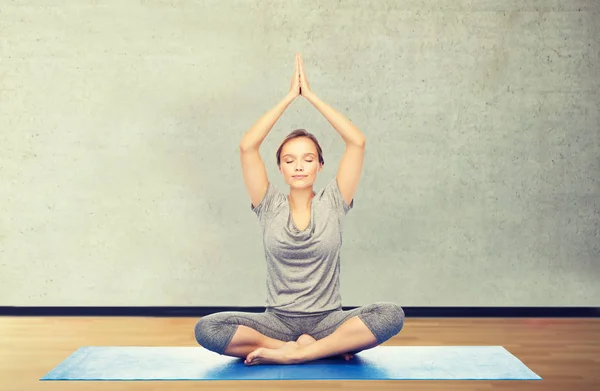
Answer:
[{"xmin": 279, "ymin": 137, "xmax": 322, "ymax": 188}]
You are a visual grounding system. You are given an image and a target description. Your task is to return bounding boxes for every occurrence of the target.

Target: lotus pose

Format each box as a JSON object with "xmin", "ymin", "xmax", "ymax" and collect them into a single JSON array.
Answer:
[{"xmin": 194, "ymin": 53, "xmax": 404, "ymax": 366}]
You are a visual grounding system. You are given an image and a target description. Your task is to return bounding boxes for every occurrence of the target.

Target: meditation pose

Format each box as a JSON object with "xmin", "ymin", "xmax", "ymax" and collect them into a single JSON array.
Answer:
[{"xmin": 195, "ymin": 53, "xmax": 404, "ymax": 365}]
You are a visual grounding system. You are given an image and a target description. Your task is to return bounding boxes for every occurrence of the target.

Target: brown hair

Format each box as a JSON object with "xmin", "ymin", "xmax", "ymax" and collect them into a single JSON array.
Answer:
[{"xmin": 276, "ymin": 129, "xmax": 325, "ymax": 167}]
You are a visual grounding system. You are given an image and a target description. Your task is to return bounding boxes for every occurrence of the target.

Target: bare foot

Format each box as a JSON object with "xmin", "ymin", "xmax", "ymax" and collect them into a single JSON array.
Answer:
[
  {"xmin": 296, "ymin": 334, "xmax": 354, "ymax": 361},
  {"xmin": 245, "ymin": 335, "xmax": 355, "ymax": 365},
  {"xmin": 244, "ymin": 341, "xmax": 300, "ymax": 366}
]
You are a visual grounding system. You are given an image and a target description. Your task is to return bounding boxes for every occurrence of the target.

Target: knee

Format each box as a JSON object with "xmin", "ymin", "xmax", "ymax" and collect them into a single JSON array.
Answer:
[
  {"xmin": 193, "ymin": 317, "xmax": 210, "ymax": 346},
  {"xmin": 375, "ymin": 302, "xmax": 405, "ymax": 335},
  {"xmin": 194, "ymin": 315, "xmax": 222, "ymax": 352}
]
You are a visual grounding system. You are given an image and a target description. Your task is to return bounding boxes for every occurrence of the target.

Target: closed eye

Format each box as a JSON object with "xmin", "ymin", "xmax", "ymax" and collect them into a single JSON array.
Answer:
[{"xmin": 287, "ymin": 160, "xmax": 313, "ymax": 164}]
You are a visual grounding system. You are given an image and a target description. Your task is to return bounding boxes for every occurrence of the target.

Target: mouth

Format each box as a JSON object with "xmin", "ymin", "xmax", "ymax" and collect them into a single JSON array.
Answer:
[{"xmin": 292, "ymin": 175, "xmax": 307, "ymax": 179}]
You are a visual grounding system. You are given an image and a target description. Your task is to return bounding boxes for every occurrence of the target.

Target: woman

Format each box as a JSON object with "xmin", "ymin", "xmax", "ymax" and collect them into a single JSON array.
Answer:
[{"xmin": 195, "ymin": 53, "xmax": 404, "ymax": 366}]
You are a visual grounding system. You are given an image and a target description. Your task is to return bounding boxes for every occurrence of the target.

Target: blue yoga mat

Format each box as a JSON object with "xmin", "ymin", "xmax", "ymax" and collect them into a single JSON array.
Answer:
[{"xmin": 40, "ymin": 346, "xmax": 541, "ymax": 381}]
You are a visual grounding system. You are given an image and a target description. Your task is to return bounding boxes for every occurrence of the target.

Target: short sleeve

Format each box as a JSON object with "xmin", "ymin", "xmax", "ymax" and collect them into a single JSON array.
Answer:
[
  {"xmin": 251, "ymin": 181, "xmax": 283, "ymax": 227},
  {"xmin": 321, "ymin": 177, "xmax": 354, "ymax": 215}
]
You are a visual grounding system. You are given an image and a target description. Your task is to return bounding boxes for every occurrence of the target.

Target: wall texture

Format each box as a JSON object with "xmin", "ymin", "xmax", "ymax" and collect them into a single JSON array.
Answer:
[{"xmin": 1, "ymin": 0, "xmax": 598, "ymax": 307}]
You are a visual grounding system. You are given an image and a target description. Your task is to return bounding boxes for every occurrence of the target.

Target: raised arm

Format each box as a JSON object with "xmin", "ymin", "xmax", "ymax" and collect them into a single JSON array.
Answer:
[
  {"xmin": 239, "ymin": 94, "xmax": 296, "ymax": 151},
  {"xmin": 239, "ymin": 53, "xmax": 301, "ymax": 151},
  {"xmin": 298, "ymin": 53, "xmax": 366, "ymax": 147},
  {"xmin": 298, "ymin": 53, "xmax": 366, "ymax": 207},
  {"xmin": 239, "ymin": 53, "xmax": 301, "ymax": 208}
]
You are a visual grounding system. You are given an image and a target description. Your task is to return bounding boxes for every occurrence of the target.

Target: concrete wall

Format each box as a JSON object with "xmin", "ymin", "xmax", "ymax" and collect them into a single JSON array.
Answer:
[{"xmin": 1, "ymin": 0, "xmax": 598, "ymax": 306}]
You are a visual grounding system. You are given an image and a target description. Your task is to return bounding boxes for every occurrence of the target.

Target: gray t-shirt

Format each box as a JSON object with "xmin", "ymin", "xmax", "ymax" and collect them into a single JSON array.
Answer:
[{"xmin": 251, "ymin": 177, "xmax": 354, "ymax": 316}]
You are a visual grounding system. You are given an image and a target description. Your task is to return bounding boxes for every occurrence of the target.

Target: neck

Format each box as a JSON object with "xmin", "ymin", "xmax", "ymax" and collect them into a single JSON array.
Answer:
[{"xmin": 288, "ymin": 187, "xmax": 315, "ymax": 210}]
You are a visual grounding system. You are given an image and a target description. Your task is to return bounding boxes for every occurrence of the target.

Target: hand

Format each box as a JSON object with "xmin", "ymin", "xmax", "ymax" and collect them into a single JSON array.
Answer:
[
  {"xmin": 298, "ymin": 53, "xmax": 312, "ymax": 97},
  {"xmin": 288, "ymin": 52, "xmax": 301, "ymax": 98}
]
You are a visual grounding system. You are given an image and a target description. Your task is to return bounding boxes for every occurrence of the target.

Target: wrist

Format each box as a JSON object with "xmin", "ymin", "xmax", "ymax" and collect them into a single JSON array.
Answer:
[
  {"xmin": 303, "ymin": 91, "xmax": 316, "ymax": 102},
  {"xmin": 285, "ymin": 92, "xmax": 298, "ymax": 102}
]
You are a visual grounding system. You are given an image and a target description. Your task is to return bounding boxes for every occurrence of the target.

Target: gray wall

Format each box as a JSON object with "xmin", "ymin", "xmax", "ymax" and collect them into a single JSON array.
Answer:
[{"xmin": 1, "ymin": 1, "xmax": 598, "ymax": 307}]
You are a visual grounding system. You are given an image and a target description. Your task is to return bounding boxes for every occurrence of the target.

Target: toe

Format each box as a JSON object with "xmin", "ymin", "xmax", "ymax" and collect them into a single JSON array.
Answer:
[{"xmin": 245, "ymin": 351, "xmax": 256, "ymax": 365}]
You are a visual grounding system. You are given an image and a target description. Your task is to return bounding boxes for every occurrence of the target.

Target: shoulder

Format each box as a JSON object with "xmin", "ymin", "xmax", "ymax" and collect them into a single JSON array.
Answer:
[
  {"xmin": 315, "ymin": 177, "xmax": 354, "ymax": 215},
  {"xmin": 251, "ymin": 181, "xmax": 287, "ymax": 214}
]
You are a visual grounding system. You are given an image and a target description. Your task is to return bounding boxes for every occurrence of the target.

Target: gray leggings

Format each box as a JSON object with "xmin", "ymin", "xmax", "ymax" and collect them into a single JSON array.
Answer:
[{"xmin": 194, "ymin": 302, "xmax": 405, "ymax": 355}]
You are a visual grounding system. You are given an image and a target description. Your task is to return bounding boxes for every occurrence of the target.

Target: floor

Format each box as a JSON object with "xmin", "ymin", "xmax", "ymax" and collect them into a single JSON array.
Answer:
[{"xmin": 1, "ymin": 317, "xmax": 598, "ymax": 390}]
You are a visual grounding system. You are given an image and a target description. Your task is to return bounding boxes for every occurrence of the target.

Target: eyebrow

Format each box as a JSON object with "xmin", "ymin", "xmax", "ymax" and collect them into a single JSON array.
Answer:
[{"xmin": 282, "ymin": 153, "xmax": 316, "ymax": 158}]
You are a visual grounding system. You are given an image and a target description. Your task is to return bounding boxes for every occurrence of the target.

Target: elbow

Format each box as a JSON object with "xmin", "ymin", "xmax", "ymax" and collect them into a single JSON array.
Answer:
[
  {"xmin": 239, "ymin": 143, "xmax": 258, "ymax": 152},
  {"xmin": 345, "ymin": 137, "xmax": 366, "ymax": 148},
  {"xmin": 239, "ymin": 142, "xmax": 250, "ymax": 151},
  {"xmin": 354, "ymin": 138, "xmax": 366, "ymax": 147}
]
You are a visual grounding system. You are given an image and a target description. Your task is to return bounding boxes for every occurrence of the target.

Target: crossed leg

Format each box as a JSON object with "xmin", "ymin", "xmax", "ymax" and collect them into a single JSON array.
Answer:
[
  {"xmin": 223, "ymin": 325, "xmax": 288, "ymax": 358},
  {"xmin": 195, "ymin": 303, "xmax": 404, "ymax": 366},
  {"xmin": 245, "ymin": 302, "xmax": 405, "ymax": 365},
  {"xmin": 296, "ymin": 334, "xmax": 355, "ymax": 361},
  {"xmin": 245, "ymin": 316, "xmax": 377, "ymax": 365},
  {"xmin": 195, "ymin": 311, "xmax": 297, "ymax": 358},
  {"xmin": 196, "ymin": 313, "xmax": 356, "ymax": 362},
  {"xmin": 224, "ymin": 328, "xmax": 354, "ymax": 364}
]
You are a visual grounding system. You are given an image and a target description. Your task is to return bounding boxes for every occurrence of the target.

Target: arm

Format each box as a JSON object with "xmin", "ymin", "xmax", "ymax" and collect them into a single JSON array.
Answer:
[
  {"xmin": 305, "ymin": 91, "xmax": 366, "ymax": 206},
  {"xmin": 303, "ymin": 91, "xmax": 366, "ymax": 147},
  {"xmin": 297, "ymin": 53, "xmax": 365, "ymax": 146},
  {"xmin": 240, "ymin": 53, "xmax": 302, "ymax": 151},
  {"xmin": 297, "ymin": 53, "xmax": 365, "ymax": 207},
  {"xmin": 239, "ymin": 93, "xmax": 297, "ymax": 151}
]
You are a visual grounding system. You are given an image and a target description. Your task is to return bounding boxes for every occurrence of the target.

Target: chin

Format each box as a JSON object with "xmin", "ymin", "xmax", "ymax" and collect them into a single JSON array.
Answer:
[{"xmin": 289, "ymin": 178, "xmax": 313, "ymax": 186}]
